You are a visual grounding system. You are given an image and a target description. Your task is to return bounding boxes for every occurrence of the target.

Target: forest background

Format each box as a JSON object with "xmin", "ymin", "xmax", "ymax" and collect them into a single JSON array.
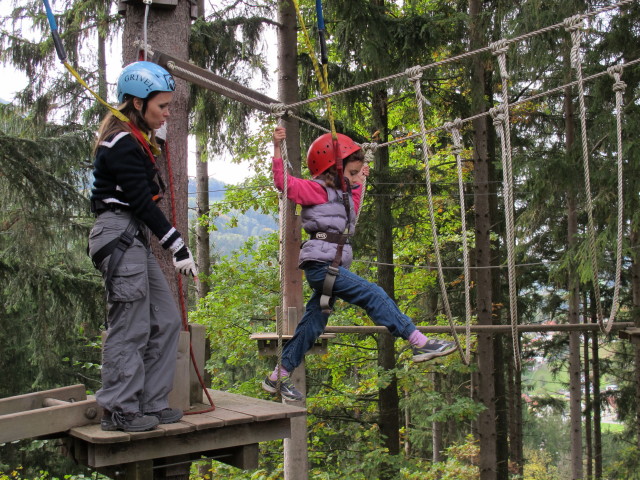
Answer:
[{"xmin": 1, "ymin": 0, "xmax": 639, "ymax": 479}]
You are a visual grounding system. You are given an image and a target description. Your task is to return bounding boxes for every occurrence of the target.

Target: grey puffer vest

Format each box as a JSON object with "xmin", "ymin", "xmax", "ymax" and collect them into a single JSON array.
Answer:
[{"xmin": 299, "ymin": 179, "xmax": 357, "ymax": 269}]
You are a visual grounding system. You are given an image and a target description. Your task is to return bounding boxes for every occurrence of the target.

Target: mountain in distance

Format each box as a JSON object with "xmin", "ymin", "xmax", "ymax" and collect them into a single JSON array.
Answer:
[{"xmin": 188, "ymin": 177, "xmax": 277, "ymax": 257}]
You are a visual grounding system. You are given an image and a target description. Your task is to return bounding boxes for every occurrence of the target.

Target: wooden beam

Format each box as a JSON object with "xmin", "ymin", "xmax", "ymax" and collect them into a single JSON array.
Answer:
[
  {"xmin": 150, "ymin": 50, "xmax": 280, "ymax": 113},
  {"xmin": 322, "ymin": 322, "xmax": 634, "ymax": 334},
  {"xmin": 82, "ymin": 418, "xmax": 291, "ymax": 467},
  {"xmin": 0, "ymin": 384, "xmax": 87, "ymax": 416},
  {"xmin": 0, "ymin": 398, "xmax": 99, "ymax": 444},
  {"xmin": 251, "ymin": 333, "xmax": 335, "ymax": 356}
]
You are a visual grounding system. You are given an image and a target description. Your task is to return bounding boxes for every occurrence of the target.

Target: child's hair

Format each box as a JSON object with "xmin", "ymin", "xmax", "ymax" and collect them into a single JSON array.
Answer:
[
  {"xmin": 316, "ymin": 149, "xmax": 365, "ymax": 189},
  {"xmin": 93, "ymin": 92, "xmax": 160, "ymax": 155}
]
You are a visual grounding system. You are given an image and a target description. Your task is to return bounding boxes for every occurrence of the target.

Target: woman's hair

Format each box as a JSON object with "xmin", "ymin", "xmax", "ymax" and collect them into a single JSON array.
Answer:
[
  {"xmin": 316, "ymin": 149, "xmax": 365, "ymax": 189},
  {"xmin": 93, "ymin": 92, "xmax": 160, "ymax": 154}
]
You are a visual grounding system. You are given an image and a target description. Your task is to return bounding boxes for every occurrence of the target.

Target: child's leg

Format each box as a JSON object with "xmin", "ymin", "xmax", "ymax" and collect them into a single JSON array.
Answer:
[
  {"xmin": 307, "ymin": 265, "xmax": 417, "ymax": 340},
  {"xmin": 275, "ymin": 288, "xmax": 331, "ymax": 375}
]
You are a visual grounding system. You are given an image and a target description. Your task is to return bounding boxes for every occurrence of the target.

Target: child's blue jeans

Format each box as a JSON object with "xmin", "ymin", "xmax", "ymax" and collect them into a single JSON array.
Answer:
[{"xmin": 280, "ymin": 261, "xmax": 417, "ymax": 373}]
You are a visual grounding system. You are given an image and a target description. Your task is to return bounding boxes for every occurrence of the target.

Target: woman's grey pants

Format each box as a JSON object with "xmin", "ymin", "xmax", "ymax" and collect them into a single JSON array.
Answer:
[{"xmin": 88, "ymin": 210, "xmax": 181, "ymax": 415}]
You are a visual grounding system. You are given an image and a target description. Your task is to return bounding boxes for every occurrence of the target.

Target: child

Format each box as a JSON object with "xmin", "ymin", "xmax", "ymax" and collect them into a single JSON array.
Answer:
[{"xmin": 262, "ymin": 127, "xmax": 456, "ymax": 401}]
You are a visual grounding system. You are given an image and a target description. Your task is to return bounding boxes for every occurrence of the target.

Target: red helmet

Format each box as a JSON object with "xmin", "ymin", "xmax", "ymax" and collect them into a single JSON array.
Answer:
[{"xmin": 306, "ymin": 133, "xmax": 361, "ymax": 178}]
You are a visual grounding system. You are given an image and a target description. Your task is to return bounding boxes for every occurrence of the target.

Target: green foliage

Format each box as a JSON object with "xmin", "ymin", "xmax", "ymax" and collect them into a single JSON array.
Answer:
[{"xmin": 0, "ymin": 102, "xmax": 102, "ymax": 476}]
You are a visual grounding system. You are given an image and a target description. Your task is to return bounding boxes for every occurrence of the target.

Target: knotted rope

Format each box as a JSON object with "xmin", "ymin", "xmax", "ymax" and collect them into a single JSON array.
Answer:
[
  {"xmin": 490, "ymin": 38, "xmax": 521, "ymax": 371},
  {"xmin": 408, "ymin": 68, "xmax": 469, "ymax": 365},
  {"xmin": 564, "ymin": 15, "xmax": 605, "ymax": 331},
  {"xmin": 601, "ymin": 65, "xmax": 627, "ymax": 334},
  {"xmin": 443, "ymin": 118, "xmax": 472, "ymax": 365}
]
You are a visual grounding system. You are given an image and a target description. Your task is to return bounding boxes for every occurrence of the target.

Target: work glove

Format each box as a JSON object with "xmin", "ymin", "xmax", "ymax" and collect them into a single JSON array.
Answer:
[{"xmin": 172, "ymin": 244, "xmax": 198, "ymax": 277}]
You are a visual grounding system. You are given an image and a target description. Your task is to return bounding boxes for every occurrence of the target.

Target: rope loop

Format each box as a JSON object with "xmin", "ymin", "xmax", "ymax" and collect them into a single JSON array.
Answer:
[
  {"xmin": 405, "ymin": 66, "xmax": 423, "ymax": 83},
  {"xmin": 564, "ymin": 15, "xmax": 584, "ymax": 68},
  {"xmin": 444, "ymin": 119, "xmax": 464, "ymax": 154},
  {"xmin": 489, "ymin": 105, "xmax": 507, "ymax": 128},
  {"xmin": 490, "ymin": 39, "xmax": 509, "ymax": 56},
  {"xmin": 270, "ymin": 102, "xmax": 288, "ymax": 117},
  {"xmin": 360, "ymin": 142, "xmax": 379, "ymax": 154},
  {"xmin": 563, "ymin": 14, "xmax": 584, "ymax": 33},
  {"xmin": 607, "ymin": 65, "xmax": 627, "ymax": 93}
]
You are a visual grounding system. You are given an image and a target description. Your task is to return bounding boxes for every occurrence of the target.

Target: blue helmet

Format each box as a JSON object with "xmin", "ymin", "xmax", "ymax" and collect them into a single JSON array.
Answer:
[{"xmin": 116, "ymin": 61, "xmax": 176, "ymax": 104}]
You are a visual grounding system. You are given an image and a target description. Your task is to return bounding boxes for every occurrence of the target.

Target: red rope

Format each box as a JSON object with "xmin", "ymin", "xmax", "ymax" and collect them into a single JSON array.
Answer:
[{"xmin": 164, "ymin": 139, "xmax": 216, "ymax": 414}]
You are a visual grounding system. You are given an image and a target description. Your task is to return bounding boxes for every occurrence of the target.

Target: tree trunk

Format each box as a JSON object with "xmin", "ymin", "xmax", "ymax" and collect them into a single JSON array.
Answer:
[
  {"xmin": 276, "ymin": 1, "xmax": 306, "ymax": 479},
  {"xmin": 508, "ymin": 338, "xmax": 524, "ymax": 477},
  {"xmin": 432, "ymin": 372, "xmax": 443, "ymax": 462},
  {"xmin": 631, "ymin": 227, "xmax": 640, "ymax": 452},
  {"xmin": 469, "ymin": 0, "xmax": 496, "ymax": 478},
  {"xmin": 372, "ymin": 84, "xmax": 401, "ymax": 478},
  {"xmin": 122, "ymin": 1, "xmax": 191, "ymax": 303},
  {"xmin": 583, "ymin": 294, "xmax": 593, "ymax": 479},
  {"xmin": 195, "ymin": 143, "xmax": 211, "ymax": 299},
  {"xmin": 565, "ymin": 78, "xmax": 583, "ymax": 480},
  {"xmin": 589, "ymin": 290, "xmax": 602, "ymax": 479}
]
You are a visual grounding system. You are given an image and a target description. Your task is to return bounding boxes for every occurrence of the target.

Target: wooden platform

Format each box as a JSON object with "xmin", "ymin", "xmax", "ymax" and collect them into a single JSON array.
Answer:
[
  {"xmin": 251, "ymin": 332, "xmax": 336, "ymax": 356},
  {"xmin": 619, "ymin": 327, "xmax": 640, "ymax": 345},
  {"xmin": 66, "ymin": 389, "xmax": 306, "ymax": 470}
]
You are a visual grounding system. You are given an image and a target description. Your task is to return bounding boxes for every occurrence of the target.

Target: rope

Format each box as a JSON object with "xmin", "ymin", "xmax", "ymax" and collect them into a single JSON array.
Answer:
[
  {"xmin": 604, "ymin": 64, "xmax": 626, "ymax": 334},
  {"xmin": 142, "ymin": 0, "xmax": 151, "ymax": 61},
  {"xmin": 278, "ymin": 0, "xmax": 635, "ymax": 112},
  {"xmin": 564, "ymin": 16, "xmax": 605, "ymax": 331},
  {"xmin": 408, "ymin": 69, "xmax": 468, "ymax": 365},
  {"xmin": 354, "ymin": 143, "xmax": 377, "ymax": 228},
  {"xmin": 443, "ymin": 118, "xmax": 471, "ymax": 365},
  {"xmin": 275, "ymin": 114, "xmax": 290, "ymax": 399},
  {"xmin": 490, "ymin": 40, "xmax": 521, "ymax": 371},
  {"xmin": 162, "ymin": 106, "xmax": 215, "ymax": 416}
]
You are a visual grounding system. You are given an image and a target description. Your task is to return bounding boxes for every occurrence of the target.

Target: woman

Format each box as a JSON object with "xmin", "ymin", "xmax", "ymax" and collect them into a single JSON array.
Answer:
[{"xmin": 88, "ymin": 61, "xmax": 197, "ymax": 432}]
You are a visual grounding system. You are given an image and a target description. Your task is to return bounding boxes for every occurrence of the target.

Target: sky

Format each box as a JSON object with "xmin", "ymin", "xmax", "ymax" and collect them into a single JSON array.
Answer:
[{"xmin": 0, "ymin": 2, "xmax": 269, "ymax": 185}]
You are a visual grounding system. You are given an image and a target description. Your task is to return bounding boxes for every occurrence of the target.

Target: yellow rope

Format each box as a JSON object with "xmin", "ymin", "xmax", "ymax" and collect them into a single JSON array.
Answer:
[{"xmin": 63, "ymin": 61, "xmax": 159, "ymax": 155}]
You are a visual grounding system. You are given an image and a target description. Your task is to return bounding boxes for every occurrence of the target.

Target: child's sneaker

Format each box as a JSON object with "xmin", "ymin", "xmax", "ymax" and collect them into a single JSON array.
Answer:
[
  {"xmin": 262, "ymin": 376, "xmax": 304, "ymax": 401},
  {"xmin": 412, "ymin": 339, "xmax": 457, "ymax": 363}
]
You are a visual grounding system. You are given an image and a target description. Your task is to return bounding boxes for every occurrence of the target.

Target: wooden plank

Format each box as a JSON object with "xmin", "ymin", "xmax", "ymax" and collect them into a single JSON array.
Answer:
[
  {"xmin": 189, "ymin": 323, "xmax": 207, "ymax": 404},
  {"xmin": 85, "ymin": 418, "xmax": 292, "ymax": 467},
  {"xmin": 250, "ymin": 333, "xmax": 336, "ymax": 340},
  {"xmin": 71, "ymin": 424, "xmax": 131, "ymax": 444},
  {"xmin": 0, "ymin": 398, "xmax": 98, "ymax": 443},
  {"xmin": 70, "ymin": 422, "xmax": 166, "ymax": 444},
  {"xmin": 156, "ymin": 421, "xmax": 196, "ymax": 436},
  {"xmin": 179, "ymin": 412, "xmax": 225, "ymax": 431},
  {"xmin": 0, "ymin": 384, "xmax": 87, "ymax": 416},
  {"xmin": 198, "ymin": 407, "xmax": 254, "ymax": 427},
  {"xmin": 210, "ymin": 390, "xmax": 306, "ymax": 420}
]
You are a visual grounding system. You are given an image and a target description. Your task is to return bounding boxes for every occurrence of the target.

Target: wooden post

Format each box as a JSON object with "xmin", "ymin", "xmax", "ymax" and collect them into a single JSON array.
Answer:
[
  {"xmin": 189, "ymin": 323, "xmax": 207, "ymax": 404},
  {"xmin": 277, "ymin": 0, "xmax": 306, "ymax": 478},
  {"xmin": 283, "ymin": 308, "xmax": 308, "ymax": 477}
]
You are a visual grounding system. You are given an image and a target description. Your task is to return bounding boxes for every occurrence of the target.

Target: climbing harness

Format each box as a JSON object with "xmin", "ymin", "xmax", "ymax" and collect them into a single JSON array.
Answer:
[{"xmin": 89, "ymin": 215, "xmax": 141, "ymax": 299}]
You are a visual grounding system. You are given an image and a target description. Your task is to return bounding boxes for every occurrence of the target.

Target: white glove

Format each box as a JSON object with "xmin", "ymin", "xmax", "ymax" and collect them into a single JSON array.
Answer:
[{"xmin": 173, "ymin": 246, "xmax": 198, "ymax": 277}]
